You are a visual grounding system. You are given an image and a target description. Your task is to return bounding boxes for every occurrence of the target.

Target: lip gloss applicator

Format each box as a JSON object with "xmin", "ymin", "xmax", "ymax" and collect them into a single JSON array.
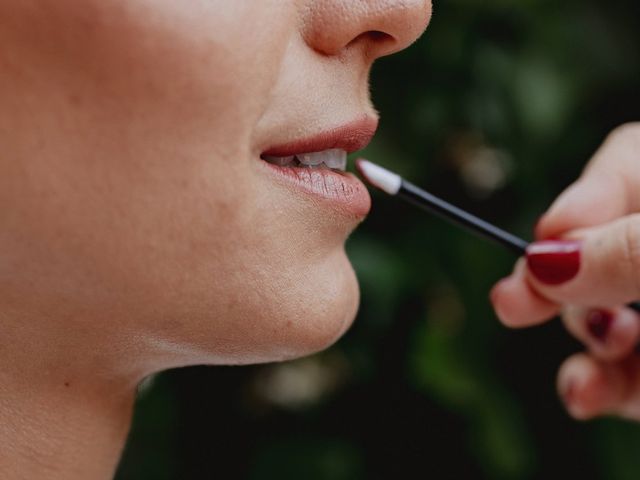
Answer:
[{"xmin": 355, "ymin": 158, "xmax": 640, "ymax": 314}]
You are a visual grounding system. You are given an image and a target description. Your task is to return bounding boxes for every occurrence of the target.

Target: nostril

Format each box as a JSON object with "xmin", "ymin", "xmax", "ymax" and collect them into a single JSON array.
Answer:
[
  {"xmin": 367, "ymin": 30, "xmax": 393, "ymax": 42},
  {"xmin": 347, "ymin": 30, "xmax": 395, "ymax": 53},
  {"xmin": 302, "ymin": 0, "xmax": 431, "ymax": 59}
]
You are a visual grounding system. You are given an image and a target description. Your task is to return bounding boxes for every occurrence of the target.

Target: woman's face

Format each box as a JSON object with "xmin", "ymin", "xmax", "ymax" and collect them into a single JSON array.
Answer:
[{"xmin": 0, "ymin": 1, "xmax": 431, "ymax": 369}]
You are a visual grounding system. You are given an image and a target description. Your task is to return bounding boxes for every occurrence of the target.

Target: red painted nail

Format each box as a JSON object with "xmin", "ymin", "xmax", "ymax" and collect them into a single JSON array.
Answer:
[
  {"xmin": 586, "ymin": 310, "xmax": 614, "ymax": 342},
  {"xmin": 526, "ymin": 240, "xmax": 581, "ymax": 285}
]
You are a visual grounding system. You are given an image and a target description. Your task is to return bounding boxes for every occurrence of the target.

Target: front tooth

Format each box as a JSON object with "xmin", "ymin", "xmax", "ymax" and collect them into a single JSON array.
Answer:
[
  {"xmin": 322, "ymin": 149, "xmax": 347, "ymax": 170},
  {"xmin": 297, "ymin": 152, "xmax": 325, "ymax": 166},
  {"xmin": 297, "ymin": 149, "xmax": 347, "ymax": 170},
  {"xmin": 263, "ymin": 155, "xmax": 295, "ymax": 166}
]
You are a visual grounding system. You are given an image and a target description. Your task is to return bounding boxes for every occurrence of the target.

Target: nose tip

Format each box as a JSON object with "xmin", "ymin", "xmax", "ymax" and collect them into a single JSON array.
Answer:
[{"xmin": 302, "ymin": 0, "xmax": 432, "ymax": 59}]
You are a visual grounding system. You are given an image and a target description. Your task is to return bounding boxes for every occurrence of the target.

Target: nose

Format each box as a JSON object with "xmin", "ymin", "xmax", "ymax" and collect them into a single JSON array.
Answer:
[{"xmin": 301, "ymin": 0, "xmax": 432, "ymax": 60}]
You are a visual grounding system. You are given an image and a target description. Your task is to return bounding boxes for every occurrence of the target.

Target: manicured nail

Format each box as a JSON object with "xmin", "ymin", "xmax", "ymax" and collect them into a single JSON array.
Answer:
[
  {"xmin": 586, "ymin": 310, "xmax": 614, "ymax": 342},
  {"xmin": 526, "ymin": 240, "xmax": 581, "ymax": 285}
]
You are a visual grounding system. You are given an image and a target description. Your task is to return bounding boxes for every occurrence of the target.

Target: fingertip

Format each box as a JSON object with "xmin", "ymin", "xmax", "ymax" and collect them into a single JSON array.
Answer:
[
  {"xmin": 558, "ymin": 353, "xmax": 630, "ymax": 420},
  {"xmin": 605, "ymin": 308, "xmax": 640, "ymax": 359},
  {"xmin": 563, "ymin": 307, "xmax": 638, "ymax": 362},
  {"xmin": 536, "ymin": 173, "xmax": 627, "ymax": 242},
  {"xmin": 490, "ymin": 267, "xmax": 559, "ymax": 328},
  {"xmin": 533, "ymin": 214, "xmax": 547, "ymax": 241},
  {"xmin": 534, "ymin": 183, "xmax": 584, "ymax": 240},
  {"xmin": 557, "ymin": 354, "xmax": 606, "ymax": 420},
  {"xmin": 490, "ymin": 278, "xmax": 514, "ymax": 326},
  {"xmin": 534, "ymin": 213, "xmax": 568, "ymax": 241}
]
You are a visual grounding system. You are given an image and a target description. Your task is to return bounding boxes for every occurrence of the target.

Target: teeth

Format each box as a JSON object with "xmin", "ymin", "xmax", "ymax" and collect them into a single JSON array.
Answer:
[
  {"xmin": 297, "ymin": 153, "xmax": 325, "ymax": 166},
  {"xmin": 262, "ymin": 149, "xmax": 348, "ymax": 171},
  {"xmin": 300, "ymin": 149, "xmax": 347, "ymax": 170},
  {"xmin": 262, "ymin": 155, "xmax": 296, "ymax": 167}
]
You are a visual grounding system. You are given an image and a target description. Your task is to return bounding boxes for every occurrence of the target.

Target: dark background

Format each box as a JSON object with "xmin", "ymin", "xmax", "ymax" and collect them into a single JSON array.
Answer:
[{"xmin": 116, "ymin": 1, "xmax": 640, "ymax": 478}]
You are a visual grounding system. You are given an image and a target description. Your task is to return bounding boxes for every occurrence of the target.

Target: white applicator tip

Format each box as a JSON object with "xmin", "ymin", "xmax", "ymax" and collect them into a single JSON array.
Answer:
[{"xmin": 355, "ymin": 159, "xmax": 402, "ymax": 195}]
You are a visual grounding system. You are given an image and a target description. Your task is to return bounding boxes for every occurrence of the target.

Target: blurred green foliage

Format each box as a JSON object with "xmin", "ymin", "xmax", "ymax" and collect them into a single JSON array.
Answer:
[{"xmin": 116, "ymin": 1, "xmax": 640, "ymax": 479}]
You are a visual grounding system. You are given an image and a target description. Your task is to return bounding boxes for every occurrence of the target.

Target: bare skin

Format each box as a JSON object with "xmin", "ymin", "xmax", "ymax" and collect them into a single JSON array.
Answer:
[
  {"xmin": 0, "ymin": 1, "xmax": 432, "ymax": 478},
  {"xmin": 491, "ymin": 123, "xmax": 640, "ymax": 422}
]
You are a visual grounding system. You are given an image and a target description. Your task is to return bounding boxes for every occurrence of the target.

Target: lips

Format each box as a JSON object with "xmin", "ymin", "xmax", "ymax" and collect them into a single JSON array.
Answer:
[
  {"xmin": 262, "ymin": 117, "xmax": 379, "ymax": 157},
  {"xmin": 258, "ymin": 117, "xmax": 378, "ymax": 218}
]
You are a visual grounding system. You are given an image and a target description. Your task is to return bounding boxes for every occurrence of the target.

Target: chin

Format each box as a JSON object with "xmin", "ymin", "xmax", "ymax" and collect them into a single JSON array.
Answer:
[
  {"xmin": 147, "ymin": 232, "xmax": 362, "ymax": 367},
  {"xmin": 279, "ymin": 256, "xmax": 361, "ymax": 360},
  {"xmin": 225, "ymin": 249, "xmax": 362, "ymax": 365}
]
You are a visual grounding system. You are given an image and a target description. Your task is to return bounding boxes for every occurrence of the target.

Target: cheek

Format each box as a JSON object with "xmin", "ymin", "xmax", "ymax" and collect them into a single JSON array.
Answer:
[
  {"xmin": 1, "ymin": 0, "xmax": 361, "ymax": 364},
  {"xmin": 2, "ymin": 0, "xmax": 293, "ymax": 154},
  {"xmin": 0, "ymin": 0, "xmax": 295, "ymax": 289}
]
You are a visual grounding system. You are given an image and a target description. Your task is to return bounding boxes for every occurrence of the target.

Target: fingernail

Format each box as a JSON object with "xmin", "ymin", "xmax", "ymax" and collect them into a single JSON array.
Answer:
[
  {"xmin": 526, "ymin": 240, "xmax": 581, "ymax": 285},
  {"xmin": 586, "ymin": 310, "xmax": 614, "ymax": 342}
]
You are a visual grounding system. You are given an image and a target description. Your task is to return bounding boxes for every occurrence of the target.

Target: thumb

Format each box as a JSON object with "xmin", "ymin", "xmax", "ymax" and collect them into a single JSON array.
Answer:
[
  {"xmin": 525, "ymin": 214, "xmax": 640, "ymax": 307},
  {"xmin": 535, "ymin": 172, "xmax": 627, "ymax": 240},
  {"xmin": 536, "ymin": 123, "xmax": 640, "ymax": 240}
]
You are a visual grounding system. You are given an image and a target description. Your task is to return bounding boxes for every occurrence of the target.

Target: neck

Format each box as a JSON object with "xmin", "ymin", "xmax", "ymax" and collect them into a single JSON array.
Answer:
[
  {"xmin": 0, "ymin": 296, "xmax": 176, "ymax": 479},
  {"xmin": 0, "ymin": 370, "xmax": 136, "ymax": 480},
  {"xmin": 0, "ymin": 302, "xmax": 143, "ymax": 480}
]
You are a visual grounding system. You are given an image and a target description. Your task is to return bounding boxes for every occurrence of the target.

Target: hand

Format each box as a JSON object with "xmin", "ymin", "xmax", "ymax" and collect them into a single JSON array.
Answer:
[{"xmin": 490, "ymin": 123, "xmax": 640, "ymax": 421}]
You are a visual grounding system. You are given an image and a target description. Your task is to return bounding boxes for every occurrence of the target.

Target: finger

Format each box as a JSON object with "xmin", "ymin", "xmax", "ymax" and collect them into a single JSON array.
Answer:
[
  {"xmin": 558, "ymin": 353, "xmax": 640, "ymax": 421},
  {"xmin": 562, "ymin": 306, "xmax": 640, "ymax": 361},
  {"xmin": 526, "ymin": 214, "xmax": 640, "ymax": 307},
  {"xmin": 537, "ymin": 123, "xmax": 640, "ymax": 240},
  {"xmin": 490, "ymin": 259, "xmax": 559, "ymax": 328}
]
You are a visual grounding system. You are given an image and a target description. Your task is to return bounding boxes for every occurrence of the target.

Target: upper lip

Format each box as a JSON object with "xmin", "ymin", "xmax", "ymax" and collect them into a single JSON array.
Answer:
[{"xmin": 261, "ymin": 116, "xmax": 379, "ymax": 158}]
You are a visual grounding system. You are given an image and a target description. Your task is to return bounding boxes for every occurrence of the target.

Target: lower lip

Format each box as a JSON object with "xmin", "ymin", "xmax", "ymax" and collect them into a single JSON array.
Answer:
[{"xmin": 258, "ymin": 160, "xmax": 371, "ymax": 218}]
